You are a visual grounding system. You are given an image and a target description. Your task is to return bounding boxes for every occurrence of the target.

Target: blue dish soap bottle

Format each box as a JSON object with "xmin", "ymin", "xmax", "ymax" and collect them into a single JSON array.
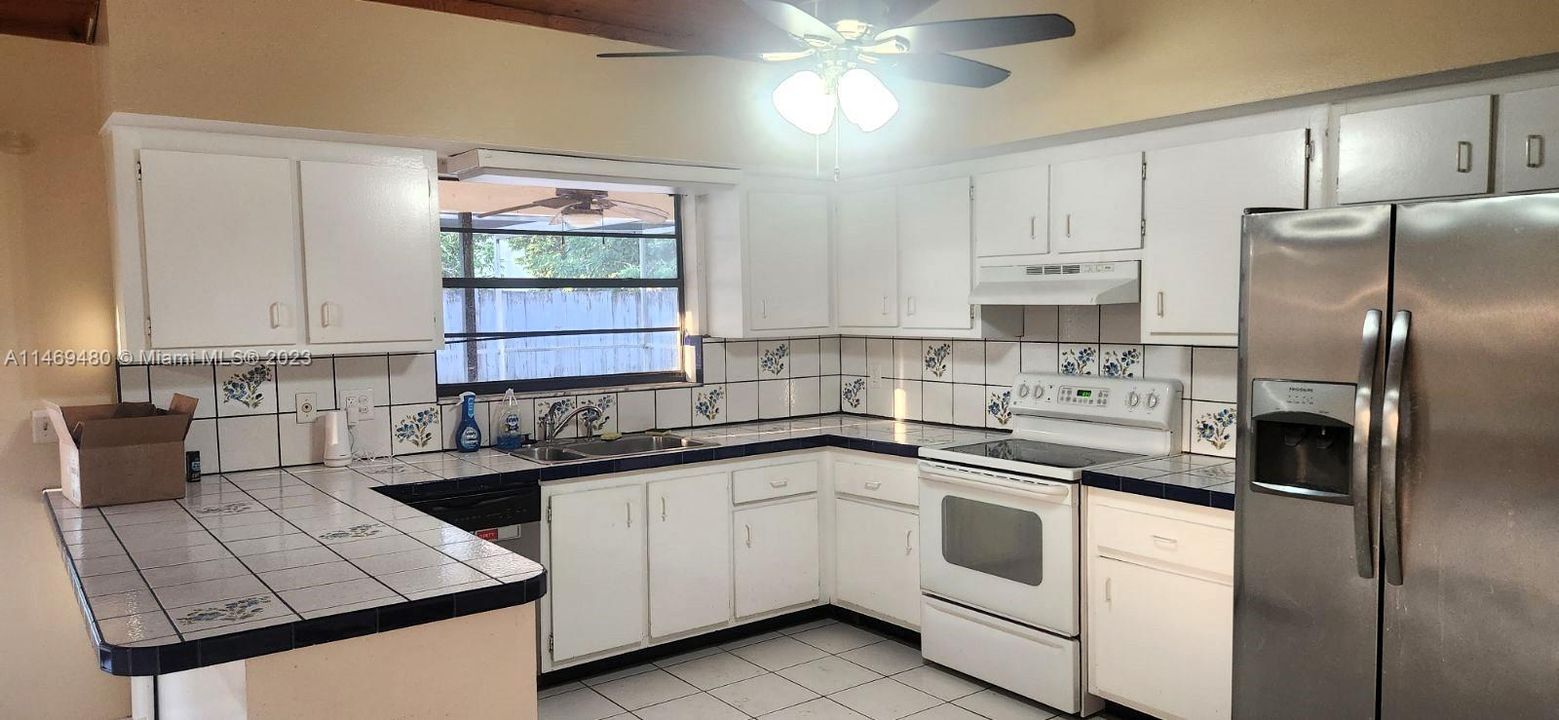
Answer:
[
  {"xmin": 455, "ymin": 391, "xmax": 482, "ymax": 452},
  {"xmin": 495, "ymin": 389, "xmax": 523, "ymax": 450}
]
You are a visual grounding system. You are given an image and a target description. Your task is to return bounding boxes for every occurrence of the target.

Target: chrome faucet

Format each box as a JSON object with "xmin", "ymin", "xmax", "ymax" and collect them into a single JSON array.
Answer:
[{"xmin": 539, "ymin": 404, "xmax": 603, "ymax": 443}]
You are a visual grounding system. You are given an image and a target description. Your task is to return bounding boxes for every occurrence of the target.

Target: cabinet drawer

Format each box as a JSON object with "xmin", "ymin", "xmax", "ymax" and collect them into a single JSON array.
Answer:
[
  {"xmin": 1091, "ymin": 503, "xmax": 1232, "ymax": 579},
  {"xmin": 733, "ymin": 461, "xmax": 819, "ymax": 504},
  {"xmin": 834, "ymin": 459, "xmax": 917, "ymax": 507}
]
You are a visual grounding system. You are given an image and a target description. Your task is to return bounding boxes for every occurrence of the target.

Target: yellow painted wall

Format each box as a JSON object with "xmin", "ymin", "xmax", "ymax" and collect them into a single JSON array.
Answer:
[
  {"xmin": 0, "ymin": 34, "xmax": 129, "ymax": 720},
  {"xmin": 6, "ymin": 0, "xmax": 1559, "ymax": 717}
]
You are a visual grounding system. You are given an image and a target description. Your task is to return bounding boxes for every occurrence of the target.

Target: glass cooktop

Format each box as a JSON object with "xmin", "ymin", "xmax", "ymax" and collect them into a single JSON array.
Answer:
[{"xmin": 940, "ymin": 438, "xmax": 1143, "ymax": 469}]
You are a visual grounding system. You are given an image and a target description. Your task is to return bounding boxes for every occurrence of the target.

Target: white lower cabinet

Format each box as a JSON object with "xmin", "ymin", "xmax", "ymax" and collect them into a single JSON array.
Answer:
[
  {"xmin": 547, "ymin": 483, "xmax": 646, "ymax": 664},
  {"xmin": 1086, "ymin": 489, "xmax": 1233, "ymax": 720},
  {"xmin": 834, "ymin": 499, "xmax": 919, "ymax": 628},
  {"xmin": 647, "ymin": 473, "xmax": 733, "ymax": 638},
  {"xmin": 734, "ymin": 498, "xmax": 821, "ymax": 617}
]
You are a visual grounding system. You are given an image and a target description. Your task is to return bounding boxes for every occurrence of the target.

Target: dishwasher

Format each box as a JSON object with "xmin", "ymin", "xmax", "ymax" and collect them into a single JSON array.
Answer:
[{"xmin": 403, "ymin": 478, "xmax": 542, "ymax": 560}]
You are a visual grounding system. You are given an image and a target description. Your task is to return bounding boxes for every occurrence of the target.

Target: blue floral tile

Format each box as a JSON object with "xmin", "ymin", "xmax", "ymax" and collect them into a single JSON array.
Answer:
[
  {"xmin": 1190, "ymin": 400, "xmax": 1238, "ymax": 458},
  {"xmin": 1099, "ymin": 345, "xmax": 1143, "ymax": 378},
  {"xmin": 692, "ymin": 385, "xmax": 726, "ymax": 426},
  {"xmin": 574, "ymin": 394, "xmax": 618, "ymax": 435},
  {"xmin": 217, "ymin": 364, "xmax": 276, "ymax": 415},
  {"xmin": 922, "ymin": 341, "xmax": 953, "ymax": 380},
  {"xmin": 841, "ymin": 377, "xmax": 867, "ymax": 411},
  {"xmin": 391, "ymin": 403, "xmax": 441, "ymax": 455},
  {"xmin": 759, "ymin": 341, "xmax": 790, "ymax": 378},
  {"xmin": 985, "ymin": 387, "xmax": 1012, "ymax": 428},
  {"xmin": 1059, "ymin": 344, "xmax": 1098, "ymax": 376}
]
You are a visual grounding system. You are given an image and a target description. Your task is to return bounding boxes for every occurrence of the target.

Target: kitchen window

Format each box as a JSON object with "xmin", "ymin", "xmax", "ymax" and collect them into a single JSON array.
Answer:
[{"xmin": 436, "ymin": 184, "xmax": 685, "ymax": 396}]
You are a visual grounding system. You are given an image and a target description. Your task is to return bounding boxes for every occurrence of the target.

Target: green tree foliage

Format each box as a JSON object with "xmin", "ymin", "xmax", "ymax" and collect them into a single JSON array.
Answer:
[{"xmin": 443, "ymin": 232, "xmax": 676, "ymax": 279}]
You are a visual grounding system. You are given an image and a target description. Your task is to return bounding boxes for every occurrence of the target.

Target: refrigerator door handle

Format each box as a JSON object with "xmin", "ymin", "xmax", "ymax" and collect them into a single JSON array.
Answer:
[
  {"xmin": 1382, "ymin": 309, "xmax": 1412, "ymax": 586},
  {"xmin": 1353, "ymin": 309, "xmax": 1383, "ymax": 579}
]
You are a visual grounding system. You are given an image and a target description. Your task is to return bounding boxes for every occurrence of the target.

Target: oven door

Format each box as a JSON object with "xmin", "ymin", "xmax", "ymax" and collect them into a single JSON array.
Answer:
[{"xmin": 919, "ymin": 460, "xmax": 1078, "ymax": 636}]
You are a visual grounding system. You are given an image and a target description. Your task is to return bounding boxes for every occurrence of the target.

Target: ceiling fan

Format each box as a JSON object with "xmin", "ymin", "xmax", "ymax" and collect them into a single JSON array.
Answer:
[
  {"xmin": 479, "ymin": 189, "xmax": 670, "ymax": 228},
  {"xmin": 597, "ymin": 0, "xmax": 1075, "ymax": 134}
]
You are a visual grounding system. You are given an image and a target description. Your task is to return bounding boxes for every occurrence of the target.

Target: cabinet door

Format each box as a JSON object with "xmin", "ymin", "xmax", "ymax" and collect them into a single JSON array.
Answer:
[
  {"xmin": 299, "ymin": 160, "xmax": 440, "ymax": 344},
  {"xmin": 834, "ymin": 499, "xmax": 919, "ymax": 628},
  {"xmin": 836, "ymin": 187, "xmax": 899, "ymax": 327},
  {"xmin": 748, "ymin": 191, "xmax": 831, "ymax": 331},
  {"xmin": 734, "ymin": 499, "xmax": 820, "ymax": 617},
  {"xmin": 1090, "ymin": 556, "xmax": 1232, "ymax": 720},
  {"xmin": 898, "ymin": 177, "xmax": 973, "ymax": 330},
  {"xmin": 138, "ymin": 150, "xmax": 301, "ymax": 349},
  {"xmin": 1498, "ymin": 86, "xmax": 1559, "ymax": 193},
  {"xmin": 548, "ymin": 485, "xmax": 646, "ymax": 662},
  {"xmin": 974, "ymin": 165, "xmax": 1050, "ymax": 258},
  {"xmin": 648, "ymin": 473, "xmax": 733, "ymax": 638},
  {"xmin": 1050, "ymin": 152, "xmax": 1143, "ymax": 254},
  {"xmin": 1142, "ymin": 130, "xmax": 1308, "ymax": 345},
  {"xmin": 1338, "ymin": 95, "xmax": 1493, "ymax": 203}
]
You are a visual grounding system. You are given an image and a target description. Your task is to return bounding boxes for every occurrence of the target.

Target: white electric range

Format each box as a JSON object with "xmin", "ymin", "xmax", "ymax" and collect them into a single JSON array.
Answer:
[{"xmin": 917, "ymin": 373, "xmax": 1182, "ymax": 716}]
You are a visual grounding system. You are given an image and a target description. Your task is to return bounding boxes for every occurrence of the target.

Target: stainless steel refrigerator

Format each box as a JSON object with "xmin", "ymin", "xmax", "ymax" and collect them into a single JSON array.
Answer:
[{"xmin": 1233, "ymin": 194, "xmax": 1559, "ymax": 719}]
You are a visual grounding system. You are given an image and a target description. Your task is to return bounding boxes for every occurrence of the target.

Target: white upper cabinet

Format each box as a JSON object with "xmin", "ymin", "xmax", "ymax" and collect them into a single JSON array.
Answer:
[
  {"xmin": 107, "ymin": 124, "xmax": 442, "ymax": 356},
  {"xmin": 1498, "ymin": 86, "xmax": 1559, "ymax": 193},
  {"xmin": 974, "ymin": 165, "xmax": 1050, "ymax": 259},
  {"xmin": 300, "ymin": 160, "xmax": 441, "ymax": 345},
  {"xmin": 1337, "ymin": 95, "xmax": 1494, "ymax": 203},
  {"xmin": 747, "ymin": 191, "xmax": 832, "ymax": 332},
  {"xmin": 898, "ymin": 176, "xmax": 973, "ymax": 330},
  {"xmin": 138, "ymin": 150, "xmax": 302, "ymax": 350},
  {"xmin": 1142, "ymin": 130, "xmax": 1309, "ymax": 346},
  {"xmin": 1050, "ymin": 152, "xmax": 1144, "ymax": 254},
  {"xmin": 835, "ymin": 187, "xmax": 899, "ymax": 328}
]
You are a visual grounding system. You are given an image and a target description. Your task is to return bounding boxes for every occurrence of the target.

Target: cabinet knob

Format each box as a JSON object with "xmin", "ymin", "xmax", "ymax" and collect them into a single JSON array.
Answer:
[
  {"xmin": 1528, "ymin": 134, "xmax": 1546, "ymax": 169},
  {"xmin": 1455, "ymin": 141, "xmax": 1473, "ymax": 173},
  {"xmin": 269, "ymin": 302, "xmax": 287, "ymax": 329},
  {"xmin": 769, "ymin": 479, "xmax": 789, "ymax": 488},
  {"xmin": 321, "ymin": 302, "xmax": 339, "ymax": 328}
]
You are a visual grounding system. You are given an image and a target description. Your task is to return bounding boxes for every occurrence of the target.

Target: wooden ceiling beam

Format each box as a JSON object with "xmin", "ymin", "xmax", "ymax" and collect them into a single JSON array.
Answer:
[{"xmin": 367, "ymin": 0, "xmax": 706, "ymax": 49}]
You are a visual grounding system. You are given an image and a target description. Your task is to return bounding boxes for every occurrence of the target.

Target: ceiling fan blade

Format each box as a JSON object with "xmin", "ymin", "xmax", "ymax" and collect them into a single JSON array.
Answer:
[
  {"xmin": 478, "ymin": 197, "xmax": 574, "ymax": 218},
  {"xmin": 876, "ymin": 53, "xmax": 1012, "ymax": 88},
  {"xmin": 742, "ymin": 0, "xmax": 843, "ymax": 44},
  {"xmin": 603, "ymin": 200, "xmax": 671, "ymax": 222},
  {"xmin": 874, "ymin": 14, "xmax": 1075, "ymax": 54},
  {"xmin": 598, "ymin": 49, "xmax": 814, "ymax": 63}
]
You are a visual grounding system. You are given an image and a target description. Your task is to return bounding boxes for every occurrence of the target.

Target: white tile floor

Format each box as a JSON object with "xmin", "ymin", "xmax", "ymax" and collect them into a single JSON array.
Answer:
[{"xmin": 539, "ymin": 619, "xmax": 1123, "ymax": 720}]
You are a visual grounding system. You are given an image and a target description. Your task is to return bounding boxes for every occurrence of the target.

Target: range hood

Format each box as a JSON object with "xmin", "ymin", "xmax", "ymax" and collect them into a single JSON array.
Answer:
[{"xmin": 969, "ymin": 261, "xmax": 1140, "ymax": 305}]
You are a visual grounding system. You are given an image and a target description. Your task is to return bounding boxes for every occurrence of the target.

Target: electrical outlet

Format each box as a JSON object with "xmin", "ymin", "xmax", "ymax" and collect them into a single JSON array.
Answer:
[
  {"xmin": 341, "ymin": 390, "xmax": 374, "ymax": 425},
  {"xmin": 31, "ymin": 409, "xmax": 56, "ymax": 444},
  {"xmin": 295, "ymin": 392, "xmax": 318, "ymax": 424}
]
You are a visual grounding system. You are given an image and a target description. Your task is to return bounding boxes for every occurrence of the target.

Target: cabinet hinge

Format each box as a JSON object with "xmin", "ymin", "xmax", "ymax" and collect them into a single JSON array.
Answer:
[
  {"xmin": 969, "ymin": 185, "xmax": 975, "ymax": 201},
  {"xmin": 1140, "ymin": 218, "xmax": 1147, "ymax": 238},
  {"xmin": 1141, "ymin": 160, "xmax": 1147, "ymax": 180},
  {"xmin": 1305, "ymin": 139, "xmax": 1314, "ymax": 162},
  {"xmin": 144, "ymin": 318, "xmax": 153, "ymax": 339},
  {"xmin": 548, "ymin": 634, "xmax": 554, "ymax": 656},
  {"xmin": 135, "ymin": 161, "xmax": 143, "ymax": 181},
  {"xmin": 546, "ymin": 500, "xmax": 552, "ymax": 523},
  {"xmin": 969, "ymin": 307, "xmax": 976, "ymax": 321}
]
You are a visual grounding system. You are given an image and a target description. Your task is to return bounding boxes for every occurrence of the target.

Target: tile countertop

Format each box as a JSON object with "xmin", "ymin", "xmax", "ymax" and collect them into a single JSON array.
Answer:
[
  {"xmin": 45, "ymin": 413, "xmax": 1225, "ymax": 676},
  {"xmin": 1081, "ymin": 454, "xmax": 1237, "ymax": 511},
  {"xmin": 45, "ymin": 414, "xmax": 1001, "ymax": 677}
]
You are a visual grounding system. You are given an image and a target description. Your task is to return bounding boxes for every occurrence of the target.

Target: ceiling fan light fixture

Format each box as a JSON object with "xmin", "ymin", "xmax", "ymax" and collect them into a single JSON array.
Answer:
[
  {"xmin": 838, "ymin": 68, "xmax": 899, "ymax": 133},
  {"xmin": 557, "ymin": 207, "xmax": 605, "ymax": 229},
  {"xmin": 772, "ymin": 69, "xmax": 837, "ymax": 136}
]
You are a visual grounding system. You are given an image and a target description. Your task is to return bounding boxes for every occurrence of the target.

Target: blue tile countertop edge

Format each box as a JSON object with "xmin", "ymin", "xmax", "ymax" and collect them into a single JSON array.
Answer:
[
  {"xmin": 48, "ymin": 414, "xmax": 998, "ymax": 677},
  {"xmin": 1082, "ymin": 454, "xmax": 1237, "ymax": 511}
]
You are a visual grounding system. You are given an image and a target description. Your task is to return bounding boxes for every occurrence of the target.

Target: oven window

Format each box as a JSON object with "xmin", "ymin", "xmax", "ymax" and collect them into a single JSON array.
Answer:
[{"xmin": 940, "ymin": 497, "xmax": 1044, "ymax": 586}]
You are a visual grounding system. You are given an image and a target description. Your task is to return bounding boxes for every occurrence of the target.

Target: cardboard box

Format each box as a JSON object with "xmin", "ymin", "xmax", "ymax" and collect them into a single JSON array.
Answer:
[{"xmin": 44, "ymin": 394, "xmax": 198, "ymax": 508}]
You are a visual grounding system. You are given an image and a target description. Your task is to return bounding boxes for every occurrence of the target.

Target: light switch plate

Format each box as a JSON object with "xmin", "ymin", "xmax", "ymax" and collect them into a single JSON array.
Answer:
[
  {"xmin": 31, "ymin": 409, "xmax": 56, "ymax": 444},
  {"xmin": 295, "ymin": 392, "xmax": 318, "ymax": 424}
]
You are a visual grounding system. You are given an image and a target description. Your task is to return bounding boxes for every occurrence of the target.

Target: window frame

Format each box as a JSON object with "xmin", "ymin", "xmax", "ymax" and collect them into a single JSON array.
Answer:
[{"xmin": 436, "ymin": 195, "xmax": 688, "ymax": 397}]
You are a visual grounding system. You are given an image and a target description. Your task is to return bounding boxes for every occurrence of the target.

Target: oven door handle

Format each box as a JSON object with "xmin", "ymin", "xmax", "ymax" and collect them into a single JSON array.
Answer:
[{"xmin": 919, "ymin": 463, "xmax": 1072, "ymax": 503}]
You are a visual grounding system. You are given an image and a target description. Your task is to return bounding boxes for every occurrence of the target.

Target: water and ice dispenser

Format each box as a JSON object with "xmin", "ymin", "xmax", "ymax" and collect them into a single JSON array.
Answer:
[{"xmin": 1249, "ymin": 380, "xmax": 1358, "ymax": 502}]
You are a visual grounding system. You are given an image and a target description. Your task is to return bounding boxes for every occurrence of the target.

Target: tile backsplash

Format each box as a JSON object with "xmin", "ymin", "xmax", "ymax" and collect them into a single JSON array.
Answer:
[{"xmin": 118, "ymin": 305, "xmax": 1239, "ymax": 473}]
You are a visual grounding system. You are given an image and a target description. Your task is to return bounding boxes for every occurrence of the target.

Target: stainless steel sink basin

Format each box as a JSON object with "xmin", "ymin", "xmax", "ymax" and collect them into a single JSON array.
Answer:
[
  {"xmin": 506, "ymin": 433, "xmax": 713, "ymax": 464},
  {"xmin": 509, "ymin": 445, "xmax": 588, "ymax": 463},
  {"xmin": 569, "ymin": 434, "xmax": 713, "ymax": 457}
]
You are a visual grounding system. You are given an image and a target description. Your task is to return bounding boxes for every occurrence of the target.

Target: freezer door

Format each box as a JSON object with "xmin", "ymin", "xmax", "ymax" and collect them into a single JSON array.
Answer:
[
  {"xmin": 1234, "ymin": 206, "xmax": 1391, "ymax": 720},
  {"xmin": 1381, "ymin": 194, "xmax": 1559, "ymax": 718}
]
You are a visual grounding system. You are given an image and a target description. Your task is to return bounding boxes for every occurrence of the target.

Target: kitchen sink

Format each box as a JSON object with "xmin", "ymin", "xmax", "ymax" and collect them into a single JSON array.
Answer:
[{"xmin": 506, "ymin": 433, "xmax": 713, "ymax": 464}]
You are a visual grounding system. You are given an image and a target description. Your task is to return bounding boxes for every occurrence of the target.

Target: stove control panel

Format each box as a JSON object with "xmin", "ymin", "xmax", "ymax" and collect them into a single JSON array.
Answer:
[{"xmin": 1010, "ymin": 372, "xmax": 1183, "ymax": 430}]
